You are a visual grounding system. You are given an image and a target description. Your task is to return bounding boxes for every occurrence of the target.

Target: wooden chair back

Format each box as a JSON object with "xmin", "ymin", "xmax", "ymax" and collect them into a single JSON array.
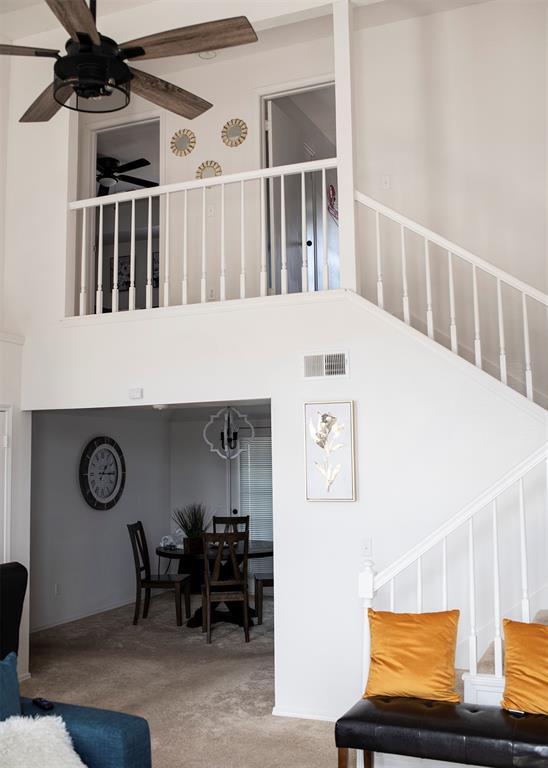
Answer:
[
  {"xmin": 127, "ymin": 521, "xmax": 151, "ymax": 584},
  {"xmin": 212, "ymin": 515, "xmax": 250, "ymax": 534},
  {"xmin": 203, "ymin": 531, "xmax": 249, "ymax": 590}
]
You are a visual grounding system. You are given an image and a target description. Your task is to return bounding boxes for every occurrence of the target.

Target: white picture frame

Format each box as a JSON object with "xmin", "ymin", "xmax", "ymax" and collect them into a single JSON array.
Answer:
[{"xmin": 304, "ymin": 401, "xmax": 356, "ymax": 501}]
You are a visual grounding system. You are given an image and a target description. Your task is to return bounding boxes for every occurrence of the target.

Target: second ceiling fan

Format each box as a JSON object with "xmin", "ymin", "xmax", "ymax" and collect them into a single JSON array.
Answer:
[{"xmin": 0, "ymin": 0, "xmax": 258, "ymax": 122}]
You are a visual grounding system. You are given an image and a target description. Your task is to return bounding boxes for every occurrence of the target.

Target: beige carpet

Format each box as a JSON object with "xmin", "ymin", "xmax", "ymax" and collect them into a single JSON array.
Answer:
[{"xmin": 21, "ymin": 594, "xmax": 338, "ymax": 768}]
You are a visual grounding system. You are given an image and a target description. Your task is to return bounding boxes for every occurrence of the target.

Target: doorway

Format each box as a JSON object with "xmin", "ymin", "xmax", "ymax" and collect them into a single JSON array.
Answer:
[
  {"xmin": 92, "ymin": 119, "xmax": 160, "ymax": 312},
  {"xmin": 262, "ymin": 84, "xmax": 338, "ymax": 293}
]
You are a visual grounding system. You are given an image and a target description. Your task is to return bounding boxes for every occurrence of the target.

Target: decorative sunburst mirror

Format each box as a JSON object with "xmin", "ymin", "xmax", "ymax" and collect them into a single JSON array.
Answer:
[
  {"xmin": 222, "ymin": 118, "xmax": 248, "ymax": 148},
  {"xmin": 196, "ymin": 160, "xmax": 222, "ymax": 179},
  {"xmin": 170, "ymin": 128, "xmax": 196, "ymax": 157}
]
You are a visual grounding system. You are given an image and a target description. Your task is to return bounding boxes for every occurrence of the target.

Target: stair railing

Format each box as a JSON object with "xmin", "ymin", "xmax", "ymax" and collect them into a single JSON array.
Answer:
[
  {"xmin": 359, "ymin": 443, "xmax": 548, "ymax": 691},
  {"xmin": 355, "ymin": 191, "xmax": 548, "ymax": 407},
  {"xmin": 69, "ymin": 158, "xmax": 337, "ymax": 317}
]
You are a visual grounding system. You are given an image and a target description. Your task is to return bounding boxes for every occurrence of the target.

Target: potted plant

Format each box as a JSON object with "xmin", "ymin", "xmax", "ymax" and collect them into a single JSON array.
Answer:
[{"xmin": 172, "ymin": 503, "xmax": 210, "ymax": 555}]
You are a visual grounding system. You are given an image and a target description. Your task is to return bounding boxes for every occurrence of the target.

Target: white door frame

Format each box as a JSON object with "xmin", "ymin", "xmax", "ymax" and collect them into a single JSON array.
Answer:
[{"xmin": 0, "ymin": 405, "xmax": 13, "ymax": 563}]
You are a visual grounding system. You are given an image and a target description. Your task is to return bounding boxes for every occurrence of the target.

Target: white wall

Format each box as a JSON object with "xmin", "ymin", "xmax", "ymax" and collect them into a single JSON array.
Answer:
[
  {"xmin": 30, "ymin": 409, "xmax": 171, "ymax": 632},
  {"xmin": 0, "ymin": 33, "xmax": 11, "ymax": 330},
  {"xmin": 16, "ymin": 290, "xmax": 548, "ymax": 720},
  {"xmin": 0, "ymin": 337, "xmax": 31, "ymax": 677},
  {"xmin": 354, "ymin": 0, "xmax": 547, "ymax": 293}
]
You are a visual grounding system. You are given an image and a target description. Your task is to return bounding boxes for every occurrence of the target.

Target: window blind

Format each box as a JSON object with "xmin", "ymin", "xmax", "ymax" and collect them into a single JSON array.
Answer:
[{"xmin": 239, "ymin": 433, "xmax": 273, "ymax": 581}]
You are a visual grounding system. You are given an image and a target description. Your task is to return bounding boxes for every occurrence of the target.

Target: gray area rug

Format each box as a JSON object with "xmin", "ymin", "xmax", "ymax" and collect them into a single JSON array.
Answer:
[{"xmin": 21, "ymin": 594, "xmax": 336, "ymax": 768}]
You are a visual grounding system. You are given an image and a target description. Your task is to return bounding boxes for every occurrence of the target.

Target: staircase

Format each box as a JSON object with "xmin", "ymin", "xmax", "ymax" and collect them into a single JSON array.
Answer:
[
  {"xmin": 359, "ymin": 443, "xmax": 548, "ymax": 706},
  {"xmin": 355, "ymin": 191, "xmax": 548, "ymax": 409}
]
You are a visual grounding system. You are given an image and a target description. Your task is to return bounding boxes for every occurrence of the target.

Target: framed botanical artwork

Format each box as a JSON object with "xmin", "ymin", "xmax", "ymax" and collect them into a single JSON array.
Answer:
[{"xmin": 304, "ymin": 401, "xmax": 355, "ymax": 501}]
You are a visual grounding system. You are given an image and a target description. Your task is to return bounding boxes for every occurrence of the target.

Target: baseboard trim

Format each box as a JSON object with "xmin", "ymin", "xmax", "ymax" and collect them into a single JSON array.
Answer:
[
  {"xmin": 272, "ymin": 706, "xmax": 336, "ymax": 722},
  {"xmin": 30, "ymin": 595, "xmax": 136, "ymax": 633}
]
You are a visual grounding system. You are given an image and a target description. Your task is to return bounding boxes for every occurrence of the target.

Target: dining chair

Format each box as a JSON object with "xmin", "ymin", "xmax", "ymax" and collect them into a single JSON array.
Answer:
[
  {"xmin": 201, "ymin": 531, "xmax": 250, "ymax": 643},
  {"xmin": 212, "ymin": 515, "xmax": 249, "ymax": 533},
  {"xmin": 254, "ymin": 572, "xmax": 274, "ymax": 625},
  {"xmin": 127, "ymin": 521, "xmax": 191, "ymax": 626}
]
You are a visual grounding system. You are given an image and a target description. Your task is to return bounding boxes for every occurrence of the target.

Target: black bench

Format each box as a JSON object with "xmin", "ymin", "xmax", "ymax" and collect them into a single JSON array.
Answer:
[{"xmin": 335, "ymin": 697, "xmax": 548, "ymax": 767}]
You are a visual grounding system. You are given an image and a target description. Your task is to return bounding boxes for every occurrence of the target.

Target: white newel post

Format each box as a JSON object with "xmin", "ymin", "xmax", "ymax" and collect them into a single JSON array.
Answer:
[
  {"xmin": 357, "ymin": 556, "xmax": 374, "ymax": 768},
  {"xmin": 333, "ymin": 0, "xmax": 358, "ymax": 293}
]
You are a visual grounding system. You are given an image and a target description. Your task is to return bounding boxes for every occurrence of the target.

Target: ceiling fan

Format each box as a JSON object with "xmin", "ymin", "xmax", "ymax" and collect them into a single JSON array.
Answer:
[
  {"xmin": 0, "ymin": 0, "xmax": 257, "ymax": 123},
  {"xmin": 96, "ymin": 155, "xmax": 157, "ymax": 196}
]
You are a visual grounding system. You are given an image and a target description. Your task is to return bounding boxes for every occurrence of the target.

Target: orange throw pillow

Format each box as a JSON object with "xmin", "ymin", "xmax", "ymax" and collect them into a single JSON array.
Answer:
[
  {"xmin": 501, "ymin": 618, "xmax": 548, "ymax": 715},
  {"xmin": 364, "ymin": 608, "xmax": 460, "ymax": 703}
]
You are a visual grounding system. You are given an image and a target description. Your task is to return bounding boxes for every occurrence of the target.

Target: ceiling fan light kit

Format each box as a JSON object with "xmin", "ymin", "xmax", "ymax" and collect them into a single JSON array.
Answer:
[{"xmin": 1, "ymin": 0, "xmax": 257, "ymax": 123}]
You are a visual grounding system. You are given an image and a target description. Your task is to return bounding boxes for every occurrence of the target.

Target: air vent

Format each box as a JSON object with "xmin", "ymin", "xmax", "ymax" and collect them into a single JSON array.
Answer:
[{"xmin": 304, "ymin": 352, "xmax": 348, "ymax": 379}]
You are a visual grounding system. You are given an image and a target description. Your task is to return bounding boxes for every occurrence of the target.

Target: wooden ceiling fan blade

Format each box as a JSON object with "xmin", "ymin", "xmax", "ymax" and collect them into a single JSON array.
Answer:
[
  {"xmin": 129, "ymin": 67, "xmax": 212, "ymax": 120},
  {"xmin": 19, "ymin": 81, "xmax": 71, "ymax": 123},
  {"xmin": 44, "ymin": 0, "xmax": 100, "ymax": 45},
  {"xmin": 121, "ymin": 16, "xmax": 257, "ymax": 61},
  {"xmin": 116, "ymin": 158, "xmax": 150, "ymax": 174},
  {"xmin": 0, "ymin": 44, "xmax": 59, "ymax": 58},
  {"xmin": 117, "ymin": 175, "xmax": 158, "ymax": 188}
]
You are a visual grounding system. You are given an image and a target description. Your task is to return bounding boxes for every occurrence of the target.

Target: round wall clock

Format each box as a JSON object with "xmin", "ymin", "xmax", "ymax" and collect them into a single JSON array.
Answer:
[{"xmin": 79, "ymin": 436, "xmax": 126, "ymax": 510}]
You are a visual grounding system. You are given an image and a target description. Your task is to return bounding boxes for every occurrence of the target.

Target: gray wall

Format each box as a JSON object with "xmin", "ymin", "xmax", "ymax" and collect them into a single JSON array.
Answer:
[{"xmin": 30, "ymin": 410, "xmax": 170, "ymax": 631}]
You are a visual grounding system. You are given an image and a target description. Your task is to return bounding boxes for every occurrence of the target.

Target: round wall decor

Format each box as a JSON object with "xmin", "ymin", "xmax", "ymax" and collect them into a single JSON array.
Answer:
[
  {"xmin": 79, "ymin": 436, "xmax": 126, "ymax": 510},
  {"xmin": 196, "ymin": 160, "xmax": 222, "ymax": 179},
  {"xmin": 221, "ymin": 118, "xmax": 248, "ymax": 148},
  {"xmin": 170, "ymin": 128, "xmax": 196, "ymax": 157}
]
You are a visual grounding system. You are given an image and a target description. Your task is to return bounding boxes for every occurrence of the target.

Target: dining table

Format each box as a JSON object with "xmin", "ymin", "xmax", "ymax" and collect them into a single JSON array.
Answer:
[{"xmin": 155, "ymin": 539, "xmax": 273, "ymax": 629}]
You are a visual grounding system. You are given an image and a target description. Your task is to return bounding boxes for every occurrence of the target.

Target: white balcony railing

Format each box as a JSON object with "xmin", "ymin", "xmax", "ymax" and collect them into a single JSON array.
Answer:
[{"xmin": 69, "ymin": 158, "xmax": 339, "ymax": 317}]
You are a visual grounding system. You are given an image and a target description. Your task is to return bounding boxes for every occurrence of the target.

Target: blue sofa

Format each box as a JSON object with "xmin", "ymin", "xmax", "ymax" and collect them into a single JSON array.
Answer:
[{"xmin": 0, "ymin": 562, "xmax": 152, "ymax": 768}]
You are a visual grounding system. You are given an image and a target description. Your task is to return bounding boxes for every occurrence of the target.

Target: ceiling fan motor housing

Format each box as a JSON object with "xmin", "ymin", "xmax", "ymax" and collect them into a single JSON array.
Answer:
[{"xmin": 54, "ymin": 36, "xmax": 132, "ymax": 113}]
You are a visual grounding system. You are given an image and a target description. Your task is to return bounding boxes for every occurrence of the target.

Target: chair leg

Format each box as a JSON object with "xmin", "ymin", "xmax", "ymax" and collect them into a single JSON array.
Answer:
[
  {"xmin": 206, "ymin": 593, "xmax": 212, "ymax": 644},
  {"xmin": 201, "ymin": 587, "xmax": 207, "ymax": 633},
  {"xmin": 256, "ymin": 580, "xmax": 264, "ymax": 625},
  {"xmin": 143, "ymin": 588, "xmax": 151, "ymax": 618},
  {"xmin": 337, "ymin": 747, "xmax": 348, "ymax": 768},
  {"xmin": 133, "ymin": 586, "xmax": 141, "ymax": 625},
  {"xmin": 174, "ymin": 582, "xmax": 182, "ymax": 627},
  {"xmin": 184, "ymin": 579, "xmax": 191, "ymax": 619},
  {"xmin": 364, "ymin": 751, "xmax": 374, "ymax": 768},
  {"xmin": 243, "ymin": 596, "xmax": 250, "ymax": 643}
]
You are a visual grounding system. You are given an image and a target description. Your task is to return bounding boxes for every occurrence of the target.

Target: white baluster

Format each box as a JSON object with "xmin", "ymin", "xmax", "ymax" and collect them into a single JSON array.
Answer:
[
  {"xmin": 389, "ymin": 578, "xmax": 395, "ymax": 612},
  {"xmin": 492, "ymin": 499, "xmax": 503, "ymax": 677},
  {"xmin": 322, "ymin": 168, "xmax": 329, "ymax": 290},
  {"xmin": 129, "ymin": 199, "xmax": 136, "ymax": 311},
  {"xmin": 358, "ymin": 557, "xmax": 375, "ymax": 696},
  {"xmin": 260, "ymin": 177, "xmax": 267, "ymax": 297},
  {"xmin": 518, "ymin": 478, "xmax": 530, "ymax": 621},
  {"xmin": 468, "ymin": 518, "xmax": 477, "ymax": 674},
  {"xmin": 201, "ymin": 187, "xmax": 207, "ymax": 303},
  {"xmin": 447, "ymin": 251, "xmax": 458, "ymax": 353},
  {"xmin": 79, "ymin": 207, "xmax": 87, "ymax": 316},
  {"xmin": 182, "ymin": 190, "xmax": 188, "ymax": 305},
  {"xmin": 496, "ymin": 278, "xmax": 507, "ymax": 384},
  {"xmin": 95, "ymin": 205, "xmax": 103, "ymax": 314},
  {"xmin": 375, "ymin": 211, "xmax": 383, "ymax": 309},
  {"xmin": 424, "ymin": 239, "xmax": 434, "ymax": 338},
  {"xmin": 240, "ymin": 180, "xmax": 246, "ymax": 299},
  {"xmin": 111, "ymin": 201, "xmax": 119, "ymax": 313},
  {"xmin": 442, "ymin": 537, "xmax": 448, "ymax": 611},
  {"xmin": 301, "ymin": 171, "xmax": 308, "ymax": 292},
  {"xmin": 280, "ymin": 175, "xmax": 288, "ymax": 294},
  {"xmin": 416, "ymin": 557, "xmax": 423, "ymax": 612},
  {"xmin": 472, "ymin": 265, "xmax": 482, "ymax": 368},
  {"xmin": 220, "ymin": 185, "xmax": 226, "ymax": 302},
  {"xmin": 522, "ymin": 293, "xmax": 533, "ymax": 400},
  {"xmin": 163, "ymin": 193, "xmax": 170, "ymax": 307},
  {"xmin": 400, "ymin": 225, "xmax": 409, "ymax": 324},
  {"xmin": 146, "ymin": 197, "xmax": 152, "ymax": 310}
]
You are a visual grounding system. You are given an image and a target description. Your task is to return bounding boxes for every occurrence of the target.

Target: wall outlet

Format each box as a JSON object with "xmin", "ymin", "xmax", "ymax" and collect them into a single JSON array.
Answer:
[
  {"xmin": 128, "ymin": 387, "xmax": 143, "ymax": 400},
  {"xmin": 381, "ymin": 175, "xmax": 391, "ymax": 190},
  {"xmin": 54, "ymin": 583, "xmax": 61, "ymax": 597}
]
